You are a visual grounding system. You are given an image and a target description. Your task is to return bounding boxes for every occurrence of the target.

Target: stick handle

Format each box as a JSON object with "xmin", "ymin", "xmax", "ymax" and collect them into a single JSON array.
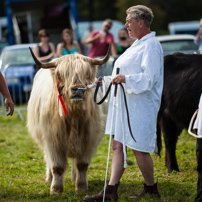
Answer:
[{"xmin": 114, "ymin": 67, "xmax": 120, "ymax": 97}]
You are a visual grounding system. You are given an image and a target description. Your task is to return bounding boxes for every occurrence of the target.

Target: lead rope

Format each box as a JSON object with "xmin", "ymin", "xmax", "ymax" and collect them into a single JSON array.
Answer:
[
  {"xmin": 188, "ymin": 109, "xmax": 202, "ymax": 138},
  {"xmin": 119, "ymin": 86, "xmax": 128, "ymax": 168}
]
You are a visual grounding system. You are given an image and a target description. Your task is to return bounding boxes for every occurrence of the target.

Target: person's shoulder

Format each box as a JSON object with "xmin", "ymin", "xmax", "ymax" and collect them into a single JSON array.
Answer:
[
  {"xmin": 57, "ymin": 42, "xmax": 64, "ymax": 48},
  {"xmin": 33, "ymin": 44, "xmax": 40, "ymax": 51},
  {"xmin": 34, "ymin": 44, "xmax": 39, "ymax": 48},
  {"xmin": 48, "ymin": 42, "xmax": 55, "ymax": 48},
  {"xmin": 107, "ymin": 32, "xmax": 114, "ymax": 36},
  {"xmin": 48, "ymin": 42, "xmax": 55, "ymax": 46},
  {"xmin": 107, "ymin": 32, "xmax": 114, "ymax": 40},
  {"xmin": 146, "ymin": 37, "xmax": 163, "ymax": 53},
  {"xmin": 73, "ymin": 40, "xmax": 79, "ymax": 44},
  {"xmin": 145, "ymin": 34, "xmax": 159, "ymax": 45},
  {"xmin": 73, "ymin": 41, "xmax": 80, "ymax": 46},
  {"xmin": 91, "ymin": 30, "xmax": 99, "ymax": 35}
]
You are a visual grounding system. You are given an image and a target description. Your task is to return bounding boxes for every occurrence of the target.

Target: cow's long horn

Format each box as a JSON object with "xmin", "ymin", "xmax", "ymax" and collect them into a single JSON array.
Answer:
[
  {"xmin": 91, "ymin": 43, "xmax": 111, "ymax": 65},
  {"xmin": 29, "ymin": 47, "xmax": 56, "ymax": 69}
]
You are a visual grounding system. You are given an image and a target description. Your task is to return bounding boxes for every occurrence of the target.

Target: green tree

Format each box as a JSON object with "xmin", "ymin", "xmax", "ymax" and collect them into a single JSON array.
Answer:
[
  {"xmin": 153, "ymin": 0, "xmax": 202, "ymax": 25},
  {"xmin": 77, "ymin": 0, "xmax": 118, "ymax": 21}
]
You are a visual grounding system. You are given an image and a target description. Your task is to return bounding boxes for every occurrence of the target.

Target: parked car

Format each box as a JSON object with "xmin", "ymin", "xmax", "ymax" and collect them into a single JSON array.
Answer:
[
  {"xmin": 0, "ymin": 43, "xmax": 38, "ymax": 103},
  {"xmin": 0, "ymin": 41, "xmax": 8, "ymax": 54},
  {"xmin": 157, "ymin": 34, "xmax": 199, "ymax": 55}
]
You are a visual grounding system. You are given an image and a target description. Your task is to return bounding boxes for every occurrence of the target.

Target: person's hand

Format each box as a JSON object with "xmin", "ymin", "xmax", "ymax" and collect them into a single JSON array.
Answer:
[
  {"xmin": 112, "ymin": 74, "xmax": 126, "ymax": 85},
  {"xmin": 95, "ymin": 32, "xmax": 102, "ymax": 40},
  {"xmin": 5, "ymin": 97, "xmax": 14, "ymax": 116},
  {"xmin": 95, "ymin": 76, "xmax": 103, "ymax": 86}
]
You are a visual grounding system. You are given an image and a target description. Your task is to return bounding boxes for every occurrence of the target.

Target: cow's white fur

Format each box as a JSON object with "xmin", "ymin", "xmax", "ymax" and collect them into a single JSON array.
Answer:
[{"xmin": 27, "ymin": 54, "xmax": 106, "ymax": 194}]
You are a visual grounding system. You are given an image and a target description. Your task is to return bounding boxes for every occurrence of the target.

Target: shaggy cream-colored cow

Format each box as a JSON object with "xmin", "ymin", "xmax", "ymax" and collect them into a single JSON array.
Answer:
[{"xmin": 27, "ymin": 48, "xmax": 110, "ymax": 194}]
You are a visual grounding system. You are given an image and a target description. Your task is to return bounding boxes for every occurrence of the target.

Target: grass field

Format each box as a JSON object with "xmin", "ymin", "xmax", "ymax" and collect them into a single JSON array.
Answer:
[{"xmin": 0, "ymin": 112, "xmax": 198, "ymax": 202}]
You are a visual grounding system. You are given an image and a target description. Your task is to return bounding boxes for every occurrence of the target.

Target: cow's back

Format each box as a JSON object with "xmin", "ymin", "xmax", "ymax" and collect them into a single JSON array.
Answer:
[
  {"xmin": 158, "ymin": 53, "xmax": 202, "ymax": 172},
  {"xmin": 160, "ymin": 53, "xmax": 202, "ymax": 129}
]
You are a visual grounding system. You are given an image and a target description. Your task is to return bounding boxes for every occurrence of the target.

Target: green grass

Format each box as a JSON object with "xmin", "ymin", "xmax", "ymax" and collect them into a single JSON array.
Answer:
[{"xmin": 0, "ymin": 113, "xmax": 198, "ymax": 201}]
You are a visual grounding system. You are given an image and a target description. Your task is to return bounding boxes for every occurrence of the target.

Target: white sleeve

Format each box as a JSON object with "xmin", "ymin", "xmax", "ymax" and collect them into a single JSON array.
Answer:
[
  {"xmin": 125, "ymin": 50, "xmax": 162, "ymax": 94},
  {"xmin": 100, "ymin": 76, "xmax": 112, "ymax": 93}
]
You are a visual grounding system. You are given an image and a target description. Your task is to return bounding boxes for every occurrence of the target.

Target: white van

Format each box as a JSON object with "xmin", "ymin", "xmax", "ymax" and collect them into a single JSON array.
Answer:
[{"xmin": 168, "ymin": 21, "xmax": 200, "ymax": 35}]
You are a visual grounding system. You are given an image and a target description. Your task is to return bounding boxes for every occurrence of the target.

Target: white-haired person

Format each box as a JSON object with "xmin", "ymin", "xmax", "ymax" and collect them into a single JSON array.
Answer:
[{"xmin": 84, "ymin": 5, "xmax": 163, "ymax": 202}]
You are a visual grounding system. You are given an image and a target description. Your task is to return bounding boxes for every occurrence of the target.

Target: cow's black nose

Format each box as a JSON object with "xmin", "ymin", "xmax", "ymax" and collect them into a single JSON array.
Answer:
[{"xmin": 71, "ymin": 86, "xmax": 85, "ymax": 97}]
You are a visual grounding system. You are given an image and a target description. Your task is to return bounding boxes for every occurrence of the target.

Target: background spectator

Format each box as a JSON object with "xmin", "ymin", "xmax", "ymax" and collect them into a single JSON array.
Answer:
[
  {"xmin": 33, "ymin": 29, "xmax": 55, "ymax": 62},
  {"xmin": 195, "ymin": 18, "xmax": 202, "ymax": 52},
  {"xmin": 116, "ymin": 27, "xmax": 133, "ymax": 55},
  {"xmin": 56, "ymin": 28, "xmax": 82, "ymax": 57},
  {"xmin": 86, "ymin": 19, "xmax": 116, "ymax": 57},
  {"xmin": 0, "ymin": 72, "xmax": 14, "ymax": 116},
  {"xmin": 81, "ymin": 24, "xmax": 93, "ymax": 56}
]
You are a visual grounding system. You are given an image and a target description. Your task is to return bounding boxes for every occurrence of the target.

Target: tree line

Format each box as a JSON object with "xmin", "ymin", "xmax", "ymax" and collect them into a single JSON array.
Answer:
[{"xmin": 77, "ymin": 0, "xmax": 202, "ymax": 35}]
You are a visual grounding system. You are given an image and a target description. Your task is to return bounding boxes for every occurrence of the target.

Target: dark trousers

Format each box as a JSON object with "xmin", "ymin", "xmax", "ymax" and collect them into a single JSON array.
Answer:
[{"xmin": 196, "ymin": 139, "xmax": 202, "ymax": 202}]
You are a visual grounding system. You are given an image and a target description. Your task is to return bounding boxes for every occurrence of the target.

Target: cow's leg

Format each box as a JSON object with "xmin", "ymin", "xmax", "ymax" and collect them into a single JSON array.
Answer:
[
  {"xmin": 161, "ymin": 114, "xmax": 181, "ymax": 173},
  {"xmin": 71, "ymin": 158, "xmax": 76, "ymax": 183},
  {"xmin": 44, "ymin": 153, "xmax": 52, "ymax": 184},
  {"xmin": 73, "ymin": 157, "xmax": 89, "ymax": 192},
  {"xmin": 44, "ymin": 144, "xmax": 67, "ymax": 194},
  {"xmin": 196, "ymin": 139, "xmax": 202, "ymax": 201}
]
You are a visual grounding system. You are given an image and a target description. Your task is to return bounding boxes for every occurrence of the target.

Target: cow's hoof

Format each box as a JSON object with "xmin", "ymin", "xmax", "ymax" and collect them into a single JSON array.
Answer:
[
  {"xmin": 168, "ymin": 168, "xmax": 179, "ymax": 173},
  {"xmin": 76, "ymin": 183, "xmax": 88, "ymax": 192},
  {"xmin": 50, "ymin": 185, "xmax": 63, "ymax": 195},
  {"xmin": 46, "ymin": 176, "xmax": 52, "ymax": 184}
]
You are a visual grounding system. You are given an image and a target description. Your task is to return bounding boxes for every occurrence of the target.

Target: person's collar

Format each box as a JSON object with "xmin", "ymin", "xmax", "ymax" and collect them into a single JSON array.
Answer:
[{"xmin": 140, "ymin": 32, "xmax": 156, "ymax": 41}]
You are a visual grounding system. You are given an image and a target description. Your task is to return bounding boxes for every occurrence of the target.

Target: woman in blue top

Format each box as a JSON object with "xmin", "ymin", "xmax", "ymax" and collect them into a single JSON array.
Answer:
[{"xmin": 56, "ymin": 28, "xmax": 82, "ymax": 57}]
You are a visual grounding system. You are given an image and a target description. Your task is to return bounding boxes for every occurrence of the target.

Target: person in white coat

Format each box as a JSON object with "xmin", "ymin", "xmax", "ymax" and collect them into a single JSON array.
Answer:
[{"xmin": 84, "ymin": 5, "xmax": 163, "ymax": 202}]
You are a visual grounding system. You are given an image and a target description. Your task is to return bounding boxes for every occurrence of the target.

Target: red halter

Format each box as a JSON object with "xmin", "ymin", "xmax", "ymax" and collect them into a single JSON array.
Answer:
[{"xmin": 57, "ymin": 81, "xmax": 68, "ymax": 115}]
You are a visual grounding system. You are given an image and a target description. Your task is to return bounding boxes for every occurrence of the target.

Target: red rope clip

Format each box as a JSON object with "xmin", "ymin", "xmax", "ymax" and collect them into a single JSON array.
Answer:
[{"xmin": 57, "ymin": 81, "xmax": 68, "ymax": 115}]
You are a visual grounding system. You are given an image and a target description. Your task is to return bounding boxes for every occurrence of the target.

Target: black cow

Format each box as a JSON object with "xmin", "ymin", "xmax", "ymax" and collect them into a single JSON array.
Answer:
[{"xmin": 157, "ymin": 52, "xmax": 202, "ymax": 173}]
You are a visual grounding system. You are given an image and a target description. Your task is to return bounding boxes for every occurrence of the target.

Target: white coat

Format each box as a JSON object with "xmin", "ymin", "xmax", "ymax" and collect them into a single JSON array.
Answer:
[{"xmin": 105, "ymin": 32, "xmax": 164, "ymax": 153}]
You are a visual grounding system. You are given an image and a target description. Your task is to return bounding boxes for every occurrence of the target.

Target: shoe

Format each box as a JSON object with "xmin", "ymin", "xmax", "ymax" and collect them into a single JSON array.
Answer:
[
  {"xmin": 129, "ymin": 182, "xmax": 160, "ymax": 200},
  {"xmin": 83, "ymin": 183, "xmax": 119, "ymax": 202}
]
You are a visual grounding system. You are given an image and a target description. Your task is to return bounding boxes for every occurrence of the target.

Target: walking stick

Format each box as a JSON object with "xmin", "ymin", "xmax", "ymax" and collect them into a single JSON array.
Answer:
[{"xmin": 103, "ymin": 67, "xmax": 120, "ymax": 202}]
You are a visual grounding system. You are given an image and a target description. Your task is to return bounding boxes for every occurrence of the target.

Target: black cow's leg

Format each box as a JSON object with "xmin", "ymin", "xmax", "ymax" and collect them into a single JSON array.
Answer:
[
  {"xmin": 161, "ymin": 114, "xmax": 181, "ymax": 173},
  {"xmin": 195, "ymin": 139, "xmax": 202, "ymax": 202}
]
